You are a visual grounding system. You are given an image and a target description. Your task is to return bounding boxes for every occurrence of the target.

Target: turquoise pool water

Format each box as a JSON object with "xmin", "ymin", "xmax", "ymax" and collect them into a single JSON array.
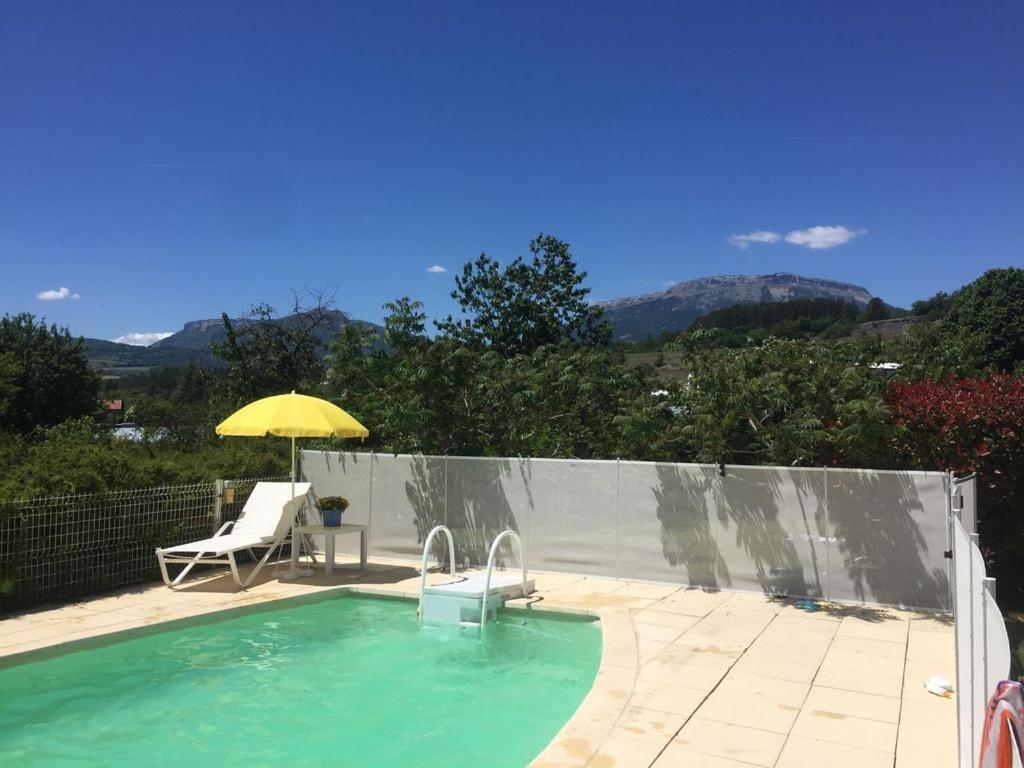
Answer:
[{"xmin": 0, "ymin": 594, "xmax": 600, "ymax": 767}]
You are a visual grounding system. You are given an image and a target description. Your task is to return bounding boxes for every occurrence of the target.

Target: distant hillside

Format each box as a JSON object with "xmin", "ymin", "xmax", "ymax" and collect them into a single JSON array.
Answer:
[
  {"xmin": 150, "ymin": 308, "xmax": 381, "ymax": 353},
  {"xmin": 84, "ymin": 338, "xmax": 218, "ymax": 376},
  {"xmin": 87, "ymin": 308, "xmax": 382, "ymax": 375},
  {"xmin": 598, "ymin": 273, "xmax": 874, "ymax": 341}
]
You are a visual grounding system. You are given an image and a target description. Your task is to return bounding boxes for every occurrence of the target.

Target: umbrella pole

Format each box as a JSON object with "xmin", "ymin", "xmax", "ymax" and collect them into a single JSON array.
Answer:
[
  {"xmin": 278, "ymin": 435, "xmax": 312, "ymax": 579},
  {"xmin": 290, "ymin": 436, "xmax": 298, "ymax": 572}
]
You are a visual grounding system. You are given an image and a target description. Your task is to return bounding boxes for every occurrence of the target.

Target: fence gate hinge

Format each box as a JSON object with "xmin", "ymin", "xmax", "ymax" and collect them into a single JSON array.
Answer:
[{"xmin": 943, "ymin": 549, "xmax": 953, "ymax": 559}]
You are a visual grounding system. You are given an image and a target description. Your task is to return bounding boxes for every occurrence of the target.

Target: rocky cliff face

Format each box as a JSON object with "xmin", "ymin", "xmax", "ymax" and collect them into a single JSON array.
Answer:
[{"xmin": 598, "ymin": 273, "xmax": 874, "ymax": 340}]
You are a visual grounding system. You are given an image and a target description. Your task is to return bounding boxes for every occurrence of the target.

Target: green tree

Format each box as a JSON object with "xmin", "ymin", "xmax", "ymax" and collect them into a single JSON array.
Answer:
[
  {"xmin": 859, "ymin": 297, "xmax": 890, "ymax": 323},
  {"xmin": 0, "ymin": 313, "xmax": 99, "ymax": 434},
  {"xmin": 943, "ymin": 268, "xmax": 1024, "ymax": 371},
  {"xmin": 437, "ymin": 234, "xmax": 612, "ymax": 354},
  {"xmin": 677, "ymin": 338, "xmax": 898, "ymax": 467},
  {"xmin": 212, "ymin": 301, "xmax": 331, "ymax": 405}
]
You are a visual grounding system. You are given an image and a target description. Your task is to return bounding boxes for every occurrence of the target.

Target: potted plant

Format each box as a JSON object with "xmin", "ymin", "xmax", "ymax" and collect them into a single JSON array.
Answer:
[{"xmin": 318, "ymin": 496, "xmax": 350, "ymax": 527}]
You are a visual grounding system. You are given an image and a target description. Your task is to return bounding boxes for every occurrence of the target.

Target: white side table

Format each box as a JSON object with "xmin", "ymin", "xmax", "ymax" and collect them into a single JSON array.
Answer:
[{"xmin": 295, "ymin": 523, "xmax": 367, "ymax": 575}]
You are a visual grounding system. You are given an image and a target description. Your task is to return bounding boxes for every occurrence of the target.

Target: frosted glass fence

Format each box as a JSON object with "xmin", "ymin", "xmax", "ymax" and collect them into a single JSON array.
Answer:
[
  {"xmin": 301, "ymin": 451, "xmax": 953, "ymax": 610},
  {"xmin": 951, "ymin": 475, "xmax": 1012, "ymax": 768}
]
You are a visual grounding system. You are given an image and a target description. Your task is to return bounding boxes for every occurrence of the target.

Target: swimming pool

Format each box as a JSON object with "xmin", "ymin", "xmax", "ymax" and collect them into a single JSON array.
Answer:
[{"xmin": 0, "ymin": 593, "xmax": 601, "ymax": 767}]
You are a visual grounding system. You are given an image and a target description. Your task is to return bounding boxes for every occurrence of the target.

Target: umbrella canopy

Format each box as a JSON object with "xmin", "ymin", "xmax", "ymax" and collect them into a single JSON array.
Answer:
[{"xmin": 215, "ymin": 391, "xmax": 369, "ymax": 439}]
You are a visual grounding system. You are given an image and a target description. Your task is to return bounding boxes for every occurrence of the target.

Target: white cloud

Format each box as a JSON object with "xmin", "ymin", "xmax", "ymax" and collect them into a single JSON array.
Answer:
[
  {"xmin": 111, "ymin": 332, "xmax": 173, "ymax": 347},
  {"xmin": 37, "ymin": 286, "xmax": 80, "ymax": 301},
  {"xmin": 784, "ymin": 225, "xmax": 866, "ymax": 250},
  {"xmin": 426, "ymin": 265, "xmax": 447, "ymax": 273},
  {"xmin": 727, "ymin": 231, "xmax": 781, "ymax": 250}
]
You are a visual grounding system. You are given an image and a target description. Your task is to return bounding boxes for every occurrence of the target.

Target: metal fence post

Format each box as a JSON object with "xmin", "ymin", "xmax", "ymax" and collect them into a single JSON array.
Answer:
[{"xmin": 213, "ymin": 479, "xmax": 225, "ymax": 525}]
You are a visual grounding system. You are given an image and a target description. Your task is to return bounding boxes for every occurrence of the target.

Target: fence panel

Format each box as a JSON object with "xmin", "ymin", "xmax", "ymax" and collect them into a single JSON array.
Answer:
[
  {"xmin": 616, "ymin": 461, "xmax": 720, "ymax": 587},
  {"xmin": 301, "ymin": 450, "xmax": 373, "ymax": 556},
  {"xmin": 823, "ymin": 469, "xmax": 950, "ymax": 610},
  {"xmin": 952, "ymin": 508, "xmax": 1013, "ymax": 768},
  {"xmin": 444, "ymin": 456, "xmax": 530, "ymax": 569},
  {"xmin": 713, "ymin": 466, "xmax": 829, "ymax": 598},
  {"xmin": 523, "ymin": 459, "xmax": 619, "ymax": 578},
  {"xmin": 365, "ymin": 453, "xmax": 444, "ymax": 561},
  {"xmin": 0, "ymin": 476, "xmax": 283, "ymax": 613}
]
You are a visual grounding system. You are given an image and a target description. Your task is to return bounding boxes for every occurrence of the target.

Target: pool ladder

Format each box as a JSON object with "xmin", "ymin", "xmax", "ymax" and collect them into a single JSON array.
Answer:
[{"xmin": 417, "ymin": 525, "xmax": 534, "ymax": 625}]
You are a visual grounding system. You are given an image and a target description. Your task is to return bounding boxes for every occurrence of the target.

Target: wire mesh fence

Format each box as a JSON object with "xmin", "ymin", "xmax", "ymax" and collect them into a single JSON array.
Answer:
[{"xmin": 0, "ymin": 475, "xmax": 288, "ymax": 613}]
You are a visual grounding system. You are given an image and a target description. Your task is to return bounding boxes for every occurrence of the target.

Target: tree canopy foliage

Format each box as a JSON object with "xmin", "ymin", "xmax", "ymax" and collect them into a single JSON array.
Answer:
[
  {"xmin": 0, "ymin": 313, "xmax": 99, "ymax": 434},
  {"xmin": 436, "ymin": 234, "xmax": 612, "ymax": 354}
]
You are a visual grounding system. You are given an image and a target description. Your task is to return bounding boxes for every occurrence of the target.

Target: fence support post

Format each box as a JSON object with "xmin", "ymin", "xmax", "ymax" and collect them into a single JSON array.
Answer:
[{"xmin": 213, "ymin": 479, "xmax": 225, "ymax": 525}]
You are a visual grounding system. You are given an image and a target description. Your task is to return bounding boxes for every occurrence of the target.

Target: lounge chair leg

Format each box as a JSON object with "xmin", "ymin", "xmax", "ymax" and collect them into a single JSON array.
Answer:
[
  {"xmin": 156, "ymin": 550, "xmax": 172, "ymax": 587},
  {"xmin": 240, "ymin": 543, "xmax": 282, "ymax": 589},
  {"xmin": 227, "ymin": 552, "xmax": 244, "ymax": 588}
]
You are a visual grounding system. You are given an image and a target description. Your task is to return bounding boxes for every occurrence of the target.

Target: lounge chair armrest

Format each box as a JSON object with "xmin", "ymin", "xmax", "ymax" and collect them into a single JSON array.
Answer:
[{"xmin": 214, "ymin": 521, "xmax": 235, "ymax": 537}]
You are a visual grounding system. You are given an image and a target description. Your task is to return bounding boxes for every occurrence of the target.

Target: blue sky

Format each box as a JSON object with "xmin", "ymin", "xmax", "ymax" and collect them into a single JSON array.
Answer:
[{"xmin": 1, "ymin": 1, "xmax": 1022, "ymax": 343}]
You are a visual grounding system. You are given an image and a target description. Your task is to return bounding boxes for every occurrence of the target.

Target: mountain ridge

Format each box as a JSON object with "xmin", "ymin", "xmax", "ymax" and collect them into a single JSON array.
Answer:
[{"xmin": 597, "ymin": 272, "xmax": 875, "ymax": 340}]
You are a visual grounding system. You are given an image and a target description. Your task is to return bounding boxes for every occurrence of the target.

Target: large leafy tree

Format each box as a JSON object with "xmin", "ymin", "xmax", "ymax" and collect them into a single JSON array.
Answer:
[
  {"xmin": 212, "ymin": 299, "xmax": 333, "ymax": 405},
  {"xmin": 437, "ymin": 234, "xmax": 612, "ymax": 354},
  {"xmin": 677, "ymin": 338, "xmax": 898, "ymax": 467},
  {"xmin": 943, "ymin": 267, "xmax": 1024, "ymax": 372},
  {"xmin": 0, "ymin": 313, "xmax": 99, "ymax": 434}
]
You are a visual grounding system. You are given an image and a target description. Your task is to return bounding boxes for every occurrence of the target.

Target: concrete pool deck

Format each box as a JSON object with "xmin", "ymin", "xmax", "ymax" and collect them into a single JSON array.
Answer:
[{"xmin": 0, "ymin": 557, "xmax": 957, "ymax": 768}]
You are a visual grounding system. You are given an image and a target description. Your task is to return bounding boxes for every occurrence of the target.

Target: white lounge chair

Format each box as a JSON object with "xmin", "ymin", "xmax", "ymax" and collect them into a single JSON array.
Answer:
[{"xmin": 155, "ymin": 481, "xmax": 312, "ymax": 589}]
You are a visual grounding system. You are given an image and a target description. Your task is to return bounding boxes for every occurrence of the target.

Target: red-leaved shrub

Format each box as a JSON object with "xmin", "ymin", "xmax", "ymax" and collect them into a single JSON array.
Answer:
[{"xmin": 885, "ymin": 374, "xmax": 1024, "ymax": 603}]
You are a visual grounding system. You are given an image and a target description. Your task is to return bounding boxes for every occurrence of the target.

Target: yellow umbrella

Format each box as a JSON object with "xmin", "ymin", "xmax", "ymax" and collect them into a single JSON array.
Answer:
[{"xmin": 216, "ymin": 391, "xmax": 369, "ymax": 578}]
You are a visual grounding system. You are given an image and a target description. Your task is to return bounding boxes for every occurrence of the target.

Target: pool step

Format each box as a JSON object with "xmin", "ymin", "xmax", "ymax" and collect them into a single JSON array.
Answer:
[
  {"xmin": 421, "ymin": 572, "xmax": 535, "ymax": 624},
  {"xmin": 418, "ymin": 526, "xmax": 534, "ymax": 625}
]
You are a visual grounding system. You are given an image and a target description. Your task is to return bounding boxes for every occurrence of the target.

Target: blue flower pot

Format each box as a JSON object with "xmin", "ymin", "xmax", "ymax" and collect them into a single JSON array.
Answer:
[{"xmin": 322, "ymin": 509, "xmax": 344, "ymax": 527}]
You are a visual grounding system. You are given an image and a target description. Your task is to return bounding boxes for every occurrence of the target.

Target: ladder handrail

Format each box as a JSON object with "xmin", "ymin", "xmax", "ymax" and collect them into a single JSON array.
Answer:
[
  {"xmin": 480, "ymin": 529, "xmax": 526, "ymax": 626},
  {"xmin": 418, "ymin": 525, "xmax": 456, "ymax": 616}
]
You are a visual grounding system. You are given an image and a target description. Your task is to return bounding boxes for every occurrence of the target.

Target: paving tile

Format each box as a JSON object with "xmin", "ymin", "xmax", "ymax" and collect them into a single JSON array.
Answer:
[
  {"xmin": 671, "ymin": 718, "xmax": 786, "ymax": 767},
  {"xmin": 634, "ymin": 621, "xmax": 686, "ymax": 645},
  {"xmin": 614, "ymin": 582, "xmax": 683, "ymax": 600},
  {"xmin": 776, "ymin": 735, "xmax": 893, "ymax": 768},
  {"xmin": 814, "ymin": 664, "xmax": 904, "ymax": 698},
  {"xmin": 639, "ymin": 659, "xmax": 727, "ymax": 693},
  {"xmin": 730, "ymin": 653, "xmax": 820, "ymax": 684},
  {"xmin": 906, "ymin": 630, "xmax": 955, "ymax": 664},
  {"xmin": 897, "ymin": 699, "xmax": 958, "ymax": 764},
  {"xmin": 802, "ymin": 685, "xmax": 900, "ymax": 723},
  {"xmin": 654, "ymin": 590, "xmax": 729, "ymax": 617},
  {"xmin": 614, "ymin": 705, "xmax": 688, "ymax": 743},
  {"xmin": 656, "ymin": 640, "xmax": 742, "ymax": 669},
  {"xmin": 742, "ymin": 638, "xmax": 829, "ymax": 665},
  {"xmin": 907, "ymin": 611, "xmax": 955, "ymax": 634},
  {"xmin": 829, "ymin": 635, "xmax": 907, "ymax": 659},
  {"xmin": 652, "ymin": 743, "xmax": 759, "ymax": 768},
  {"xmin": 632, "ymin": 609, "xmax": 701, "ymax": 632},
  {"xmin": 836, "ymin": 615, "xmax": 910, "ymax": 643},
  {"xmin": 587, "ymin": 730, "xmax": 665, "ymax": 768},
  {"xmin": 629, "ymin": 678, "xmax": 708, "ymax": 716},
  {"xmin": 770, "ymin": 615, "xmax": 842, "ymax": 635},
  {"xmin": 820, "ymin": 648, "xmax": 905, "ymax": 677},
  {"xmin": 694, "ymin": 672, "xmax": 807, "ymax": 733},
  {"xmin": 790, "ymin": 707, "xmax": 898, "ymax": 752},
  {"xmin": 638, "ymin": 638, "xmax": 670, "ymax": 664}
]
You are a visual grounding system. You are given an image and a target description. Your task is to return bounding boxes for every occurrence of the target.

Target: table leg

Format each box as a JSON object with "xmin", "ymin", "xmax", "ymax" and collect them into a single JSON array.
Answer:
[
  {"xmin": 326, "ymin": 534, "xmax": 335, "ymax": 576},
  {"xmin": 360, "ymin": 530, "xmax": 367, "ymax": 570}
]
